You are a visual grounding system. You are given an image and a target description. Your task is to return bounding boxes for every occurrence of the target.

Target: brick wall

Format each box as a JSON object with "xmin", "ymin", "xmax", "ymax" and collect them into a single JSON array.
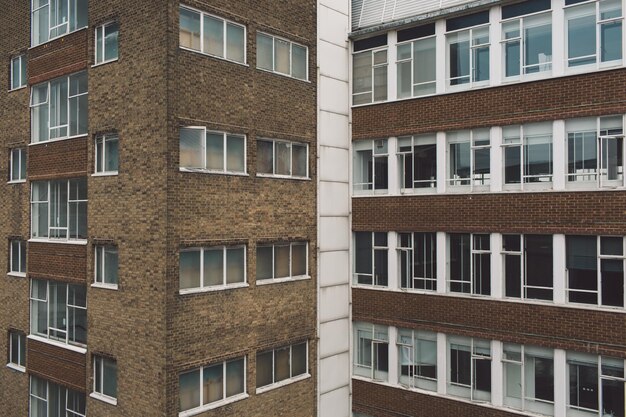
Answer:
[
  {"xmin": 28, "ymin": 29, "xmax": 89, "ymax": 85},
  {"xmin": 28, "ymin": 137, "xmax": 89, "ymax": 180},
  {"xmin": 28, "ymin": 242, "xmax": 87, "ymax": 284},
  {"xmin": 353, "ymin": 68, "xmax": 626, "ymax": 140},
  {"xmin": 27, "ymin": 338, "xmax": 87, "ymax": 392}
]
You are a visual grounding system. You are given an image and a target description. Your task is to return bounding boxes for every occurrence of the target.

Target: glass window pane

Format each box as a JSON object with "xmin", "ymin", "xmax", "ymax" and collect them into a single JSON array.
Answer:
[
  {"xmin": 568, "ymin": 13, "xmax": 596, "ymax": 66},
  {"xmin": 10, "ymin": 333, "xmax": 19, "ymax": 364},
  {"xmin": 257, "ymin": 33, "xmax": 273, "ymax": 71},
  {"xmin": 226, "ymin": 247, "xmax": 245, "ymax": 284},
  {"xmin": 180, "ymin": 128, "xmax": 204, "ymax": 168},
  {"xmin": 180, "ymin": 250, "xmax": 201, "ymax": 289},
  {"xmin": 567, "ymin": 236, "xmax": 598, "ymax": 304},
  {"xmin": 104, "ymin": 247, "xmax": 118, "ymax": 285},
  {"xmin": 105, "ymin": 137, "xmax": 119, "ymax": 172},
  {"xmin": 274, "ymin": 39, "xmax": 290, "ymax": 74},
  {"xmin": 180, "ymin": 8, "xmax": 201, "ymax": 50},
  {"xmin": 226, "ymin": 23, "xmax": 245, "ymax": 63},
  {"xmin": 601, "ymin": 20, "xmax": 622, "ymax": 62},
  {"xmin": 203, "ymin": 364, "xmax": 223, "ymax": 404},
  {"xmin": 257, "ymin": 140, "xmax": 274, "ymax": 174},
  {"xmin": 204, "ymin": 249, "xmax": 223, "ymax": 286},
  {"xmin": 397, "ymin": 60, "xmax": 412, "ymax": 99},
  {"xmin": 292, "ymin": 144, "xmax": 307, "ymax": 177},
  {"xmin": 256, "ymin": 246, "xmax": 273, "ymax": 280},
  {"xmin": 104, "ymin": 23, "xmax": 119, "ymax": 62},
  {"xmin": 206, "ymin": 132, "xmax": 224, "ymax": 170},
  {"xmin": 275, "ymin": 142, "xmax": 291, "ymax": 175},
  {"xmin": 204, "ymin": 15, "xmax": 224, "ymax": 57},
  {"xmin": 225, "ymin": 359, "xmax": 245, "ymax": 397},
  {"xmin": 103, "ymin": 358, "xmax": 117, "ymax": 398},
  {"xmin": 274, "ymin": 245, "xmax": 290, "ymax": 278},
  {"xmin": 292, "ymin": 343, "xmax": 307, "ymax": 376},
  {"xmin": 179, "ymin": 370, "xmax": 200, "ymax": 411},
  {"xmin": 226, "ymin": 135, "xmax": 245, "ymax": 172},
  {"xmin": 525, "ymin": 235, "xmax": 553, "ymax": 300},
  {"xmin": 292, "ymin": 44, "xmax": 307, "ymax": 80},
  {"xmin": 291, "ymin": 243, "xmax": 307, "ymax": 276},
  {"xmin": 353, "ymin": 51, "xmax": 373, "ymax": 96},
  {"xmin": 373, "ymin": 65, "xmax": 387, "ymax": 101},
  {"xmin": 274, "ymin": 347, "xmax": 290, "ymax": 381},
  {"xmin": 256, "ymin": 351, "xmax": 274, "ymax": 387}
]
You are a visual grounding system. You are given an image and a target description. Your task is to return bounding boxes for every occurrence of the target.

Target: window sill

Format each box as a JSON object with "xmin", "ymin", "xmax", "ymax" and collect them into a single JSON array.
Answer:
[
  {"xmin": 255, "ymin": 373, "xmax": 311, "ymax": 394},
  {"xmin": 6, "ymin": 363, "xmax": 25, "ymax": 373},
  {"xmin": 92, "ymin": 58, "xmax": 119, "ymax": 68},
  {"xmin": 8, "ymin": 85, "xmax": 27, "ymax": 92},
  {"xmin": 179, "ymin": 168, "xmax": 249, "ymax": 177},
  {"xmin": 179, "ymin": 282, "xmax": 249, "ymax": 295},
  {"xmin": 91, "ymin": 282, "xmax": 119, "ymax": 291},
  {"xmin": 90, "ymin": 392, "xmax": 117, "ymax": 406},
  {"xmin": 7, "ymin": 179, "xmax": 26, "ymax": 184},
  {"xmin": 179, "ymin": 46, "xmax": 249, "ymax": 68},
  {"xmin": 178, "ymin": 393, "xmax": 249, "ymax": 417},
  {"xmin": 7, "ymin": 272, "xmax": 26, "ymax": 278},
  {"xmin": 27, "ymin": 335, "xmax": 86, "ymax": 354},
  {"xmin": 92, "ymin": 171, "xmax": 118, "ymax": 177},
  {"xmin": 29, "ymin": 133, "xmax": 88, "ymax": 147},
  {"xmin": 256, "ymin": 66, "xmax": 310, "ymax": 83},
  {"xmin": 256, "ymin": 275, "xmax": 311, "ymax": 286},
  {"xmin": 28, "ymin": 238, "xmax": 88, "ymax": 246},
  {"xmin": 29, "ymin": 26, "xmax": 88, "ymax": 50},
  {"xmin": 256, "ymin": 173, "xmax": 311, "ymax": 181}
]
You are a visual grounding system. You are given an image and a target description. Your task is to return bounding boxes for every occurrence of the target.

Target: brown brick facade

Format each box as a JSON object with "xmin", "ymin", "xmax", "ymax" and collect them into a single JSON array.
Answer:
[
  {"xmin": 27, "ymin": 338, "xmax": 87, "ymax": 392},
  {"xmin": 28, "ymin": 137, "xmax": 89, "ymax": 180},
  {"xmin": 28, "ymin": 242, "xmax": 87, "ymax": 284},
  {"xmin": 28, "ymin": 29, "xmax": 89, "ymax": 85}
]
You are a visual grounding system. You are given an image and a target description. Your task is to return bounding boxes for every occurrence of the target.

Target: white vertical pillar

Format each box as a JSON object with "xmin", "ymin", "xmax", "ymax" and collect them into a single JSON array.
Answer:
[
  {"xmin": 553, "ymin": 120, "xmax": 566, "ymax": 191},
  {"xmin": 437, "ymin": 132, "xmax": 447, "ymax": 194},
  {"xmin": 489, "ymin": 6, "xmax": 502, "ymax": 87},
  {"xmin": 552, "ymin": 0, "xmax": 566, "ymax": 77},
  {"xmin": 491, "ymin": 340, "xmax": 504, "ymax": 407},
  {"xmin": 388, "ymin": 137, "xmax": 400, "ymax": 195},
  {"xmin": 491, "ymin": 233, "xmax": 503, "ymax": 298},
  {"xmin": 553, "ymin": 234, "xmax": 567, "ymax": 304},
  {"xmin": 437, "ymin": 332, "xmax": 447, "ymax": 394},
  {"xmin": 388, "ymin": 31, "xmax": 398, "ymax": 101},
  {"xmin": 388, "ymin": 326, "xmax": 399, "ymax": 385},
  {"xmin": 388, "ymin": 231, "xmax": 399, "ymax": 291},
  {"xmin": 490, "ymin": 126, "xmax": 503, "ymax": 193},
  {"xmin": 554, "ymin": 349, "xmax": 568, "ymax": 416},
  {"xmin": 437, "ymin": 232, "xmax": 447, "ymax": 294},
  {"xmin": 435, "ymin": 19, "xmax": 447, "ymax": 94}
]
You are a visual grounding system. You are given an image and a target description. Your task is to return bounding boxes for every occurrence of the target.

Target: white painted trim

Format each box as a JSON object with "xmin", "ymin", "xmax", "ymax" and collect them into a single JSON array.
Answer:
[
  {"xmin": 28, "ymin": 238, "xmax": 88, "ymax": 246},
  {"xmin": 178, "ymin": 393, "xmax": 249, "ymax": 417},
  {"xmin": 91, "ymin": 172, "xmax": 118, "ymax": 177},
  {"xmin": 490, "ymin": 340, "xmax": 503, "ymax": 407},
  {"xmin": 29, "ymin": 134, "xmax": 88, "ymax": 147},
  {"xmin": 89, "ymin": 392, "xmax": 117, "ymax": 406},
  {"xmin": 255, "ymin": 373, "xmax": 311, "ymax": 394},
  {"xmin": 91, "ymin": 283, "xmax": 119, "ymax": 291},
  {"xmin": 387, "ymin": 232, "xmax": 399, "ymax": 291},
  {"xmin": 27, "ymin": 335, "xmax": 86, "ymax": 354},
  {"xmin": 6, "ymin": 363, "xmax": 26, "ymax": 373},
  {"xmin": 7, "ymin": 180, "xmax": 27, "ymax": 185},
  {"xmin": 553, "ymin": 120, "xmax": 566, "ymax": 191},
  {"xmin": 436, "ymin": 232, "xmax": 447, "ymax": 294},
  {"xmin": 388, "ymin": 326, "xmax": 399, "ymax": 385},
  {"xmin": 491, "ymin": 234, "xmax": 503, "ymax": 299},
  {"xmin": 553, "ymin": 349, "xmax": 567, "ymax": 417},
  {"xmin": 256, "ymin": 275, "xmax": 311, "ymax": 286},
  {"xmin": 553, "ymin": 234, "xmax": 567, "ymax": 305},
  {"xmin": 179, "ymin": 282, "xmax": 249, "ymax": 294},
  {"xmin": 7, "ymin": 272, "xmax": 27, "ymax": 278},
  {"xmin": 179, "ymin": 168, "xmax": 249, "ymax": 177}
]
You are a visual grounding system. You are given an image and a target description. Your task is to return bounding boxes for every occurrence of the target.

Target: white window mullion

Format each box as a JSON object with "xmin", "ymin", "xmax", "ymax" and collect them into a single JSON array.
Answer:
[
  {"xmin": 223, "ymin": 133, "xmax": 227, "ymax": 172},
  {"xmin": 491, "ymin": 340, "xmax": 503, "ymax": 407},
  {"xmin": 553, "ymin": 120, "xmax": 566, "ymax": 191},
  {"xmin": 436, "ymin": 131, "xmax": 447, "ymax": 193},
  {"xmin": 490, "ymin": 6, "xmax": 502, "ymax": 86},
  {"xmin": 554, "ymin": 234, "xmax": 566, "ymax": 304},
  {"xmin": 436, "ymin": 232, "xmax": 446, "ymax": 294},
  {"xmin": 388, "ymin": 326, "xmax": 399, "ymax": 385},
  {"xmin": 388, "ymin": 232, "xmax": 398, "ymax": 291}
]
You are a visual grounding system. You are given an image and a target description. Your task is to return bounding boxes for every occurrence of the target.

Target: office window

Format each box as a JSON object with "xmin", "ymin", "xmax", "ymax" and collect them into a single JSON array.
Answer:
[
  {"xmin": 95, "ymin": 22, "xmax": 119, "ymax": 65},
  {"xmin": 256, "ymin": 138, "xmax": 307, "ymax": 178},
  {"xmin": 179, "ymin": 357, "xmax": 246, "ymax": 413},
  {"xmin": 8, "ymin": 331, "xmax": 26, "ymax": 369},
  {"xmin": 95, "ymin": 134, "xmax": 119, "ymax": 174},
  {"xmin": 503, "ymin": 344, "xmax": 554, "ymax": 415},
  {"xmin": 567, "ymin": 353, "xmax": 625, "ymax": 416},
  {"xmin": 30, "ymin": 279, "xmax": 86, "ymax": 346},
  {"xmin": 353, "ymin": 322, "xmax": 389, "ymax": 381},
  {"xmin": 353, "ymin": 35, "xmax": 388, "ymax": 105},
  {"xmin": 30, "ymin": 376, "xmax": 86, "ymax": 417},
  {"xmin": 256, "ymin": 32, "xmax": 307, "ymax": 80},
  {"xmin": 30, "ymin": 72, "xmax": 88, "ymax": 143},
  {"xmin": 179, "ymin": 6, "xmax": 245, "ymax": 64},
  {"xmin": 566, "ymin": 116, "xmax": 624, "ymax": 186},
  {"xmin": 448, "ymin": 129, "xmax": 490, "ymax": 187},
  {"xmin": 95, "ymin": 246, "xmax": 118, "ymax": 287},
  {"xmin": 447, "ymin": 12, "xmax": 490, "ymax": 87},
  {"xmin": 398, "ymin": 135, "xmax": 437, "ymax": 190},
  {"xmin": 398, "ymin": 232, "xmax": 436, "ymax": 291},
  {"xmin": 566, "ymin": 0, "xmax": 623, "ymax": 68},
  {"xmin": 397, "ymin": 329, "xmax": 437, "ymax": 391},
  {"xmin": 256, "ymin": 342, "xmax": 308, "ymax": 389},
  {"xmin": 397, "ymin": 24, "xmax": 436, "ymax": 98},
  {"xmin": 31, "ymin": 178, "xmax": 87, "ymax": 241},
  {"xmin": 448, "ymin": 234, "xmax": 491, "ymax": 295},
  {"xmin": 502, "ymin": 2, "xmax": 552, "ymax": 79},
  {"xmin": 256, "ymin": 242, "xmax": 307, "ymax": 282},
  {"xmin": 566, "ymin": 235, "xmax": 625, "ymax": 307},
  {"xmin": 10, "ymin": 55, "xmax": 27, "ymax": 90},
  {"xmin": 503, "ymin": 234, "xmax": 554, "ymax": 301},
  {"xmin": 354, "ymin": 232, "xmax": 388, "ymax": 286},
  {"xmin": 9, "ymin": 239, "xmax": 26, "ymax": 275},
  {"xmin": 502, "ymin": 123, "xmax": 553, "ymax": 187},
  {"xmin": 31, "ymin": 0, "xmax": 88, "ymax": 47},
  {"xmin": 353, "ymin": 139, "xmax": 388, "ymax": 193},
  {"xmin": 179, "ymin": 246, "xmax": 246, "ymax": 291},
  {"xmin": 93, "ymin": 356, "xmax": 117, "ymax": 402},
  {"xmin": 9, "ymin": 148, "xmax": 27, "ymax": 182},
  {"xmin": 180, "ymin": 127, "xmax": 246, "ymax": 174},
  {"xmin": 448, "ymin": 336, "xmax": 492, "ymax": 402}
]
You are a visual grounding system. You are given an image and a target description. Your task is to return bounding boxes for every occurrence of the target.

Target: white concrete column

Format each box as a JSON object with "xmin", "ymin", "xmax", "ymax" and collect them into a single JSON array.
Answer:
[
  {"xmin": 437, "ymin": 132, "xmax": 447, "ymax": 194},
  {"xmin": 490, "ymin": 126, "xmax": 503, "ymax": 193},
  {"xmin": 553, "ymin": 349, "xmax": 568, "ymax": 416},
  {"xmin": 435, "ymin": 19, "xmax": 447, "ymax": 94},
  {"xmin": 388, "ymin": 31, "xmax": 398, "ymax": 101},
  {"xmin": 553, "ymin": 234, "xmax": 567, "ymax": 304},
  {"xmin": 553, "ymin": 120, "xmax": 566, "ymax": 191},
  {"xmin": 489, "ymin": 6, "xmax": 502, "ymax": 86},
  {"xmin": 388, "ymin": 231, "xmax": 399, "ymax": 291},
  {"xmin": 437, "ymin": 332, "xmax": 447, "ymax": 394},
  {"xmin": 388, "ymin": 137, "xmax": 400, "ymax": 195},
  {"xmin": 437, "ymin": 232, "xmax": 447, "ymax": 294},
  {"xmin": 491, "ymin": 233, "xmax": 503, "ymax": 298},
  {"xmin": 388, "ymin": 326, "xmax": 399, "ymax": 385},
  {"xmin": 491, "ymin": 340, "xmax": 504, "ymax": 407},
  {"xmin": 552, "ymin": 0, "xmax": 566, "ymax": 77}
]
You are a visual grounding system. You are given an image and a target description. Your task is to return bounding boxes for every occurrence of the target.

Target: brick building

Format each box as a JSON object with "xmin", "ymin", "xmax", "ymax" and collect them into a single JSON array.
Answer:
[
  {"xmin": 348, "ymin": 0, "xmax": 626, "ymax": 416},
  {"xmin": 0, "ymin": 1, "xmax": 319, "ymax": 416}
]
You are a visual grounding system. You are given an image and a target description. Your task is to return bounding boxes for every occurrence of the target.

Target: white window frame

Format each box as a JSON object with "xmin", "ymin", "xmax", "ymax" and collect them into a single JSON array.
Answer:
[
  {"xmin": 397, "ymin": 135, "xmax": 438, "ymax": 193},
  {"xmin": 179, "ymin": 5, "xmax": 247, "ymax": 65},
  {"xmin": 10, "ymin": 55, "xmax": 27, "ymax": 90},
  {"xmin": 446, "ymin": 24, "xmax": 491, "ymax": 90},
  {"xmin": 501, "ymin": 123, "xmax": 553, "ymax": 190},
  {"xmin": 397, "ymin": 232, "xmax": 437, "ymax": 291},
  {"xmin": 256, "ymin": 31, "xmax": 309, "ymax": 81},
  {"xmin": 256, "ymin": 138, "xmax": 309, "ymax": 179},
  {"xmin": 353, "ymin": 139, "xmax": 388, "ymax": 195},
  {"xmin": 94, "ymin": 133, "xmax": 119, "ymax": 175},
  {"xmin": 29, "ymin": 375, "xmax": 87, "ymax": 417},
  {"xmin": 179, "ymin": 127, "xmax": 247, "ymax": 175},
  {"xmin": 30, "ymin": 0, "xmax": 88, "ymax": 47},
  {"xmin": 353, "ymin": 322, "xmax": 389, "ymax": 381},
  {"xmin": 91, "ymin": 355, "xmax": 117, "ymax": 405},
  {"xmin": 8, "ymin": 331, "xmax": 26, "ymax": 371},
  {"xmin": 353, "ymin": 232, "xmax": 388, "ymax": 287},
  {"xmin": 565, "ymin": 0, "xmax": 624, "ymax": 72},
  {"xmin": 179, "ymin": 245, "xmax": 247, "ymax": 294},
  {"xmin": 94, "ymin": 21, "xmax": 119, "ymax": 66},
  {"xmin": 447, "ymin": 129, "xmax": 491, "ymax": 190},
  {"xmin": 503, "ymin": 234, "xmax": 555, "ymax": 302},
  {"xmin": 397, "ymin": 328, "xmax": 438, "ymax": 391},
  {"xmin": 255, "ymin": 341, "xmax": 310, "ymax": 393},
  {"xmin": 352, "ymin": 46, "xmax": 388, "ymax": 105},
  {"xmin": 178, "ymin": 357, "xmax": 248, "ymax": 417},
  {"xmin": 447, "ymin": 336, "xmax": 492, "ymax": 403},
  {"xmin": 447, "ymin": 233, "xmax": 491, "ymax": 296},
  {"xmin": 397, "ymin": 34, "xmax": 437, "ymax": 99},
  {"xmin": 9, "ymin": 147, "xmax": 27, "ymax": 183},
  {"xmin": 94, "ymin": 245, "xmax": 118, "ymax": 289},
  {"xmin": 256, "ymin": 241, "xmax": 309, "ymax": 284},
  {"xmin": 9, "ymin": 239, "xmax": 27, "ymax": 277}
]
